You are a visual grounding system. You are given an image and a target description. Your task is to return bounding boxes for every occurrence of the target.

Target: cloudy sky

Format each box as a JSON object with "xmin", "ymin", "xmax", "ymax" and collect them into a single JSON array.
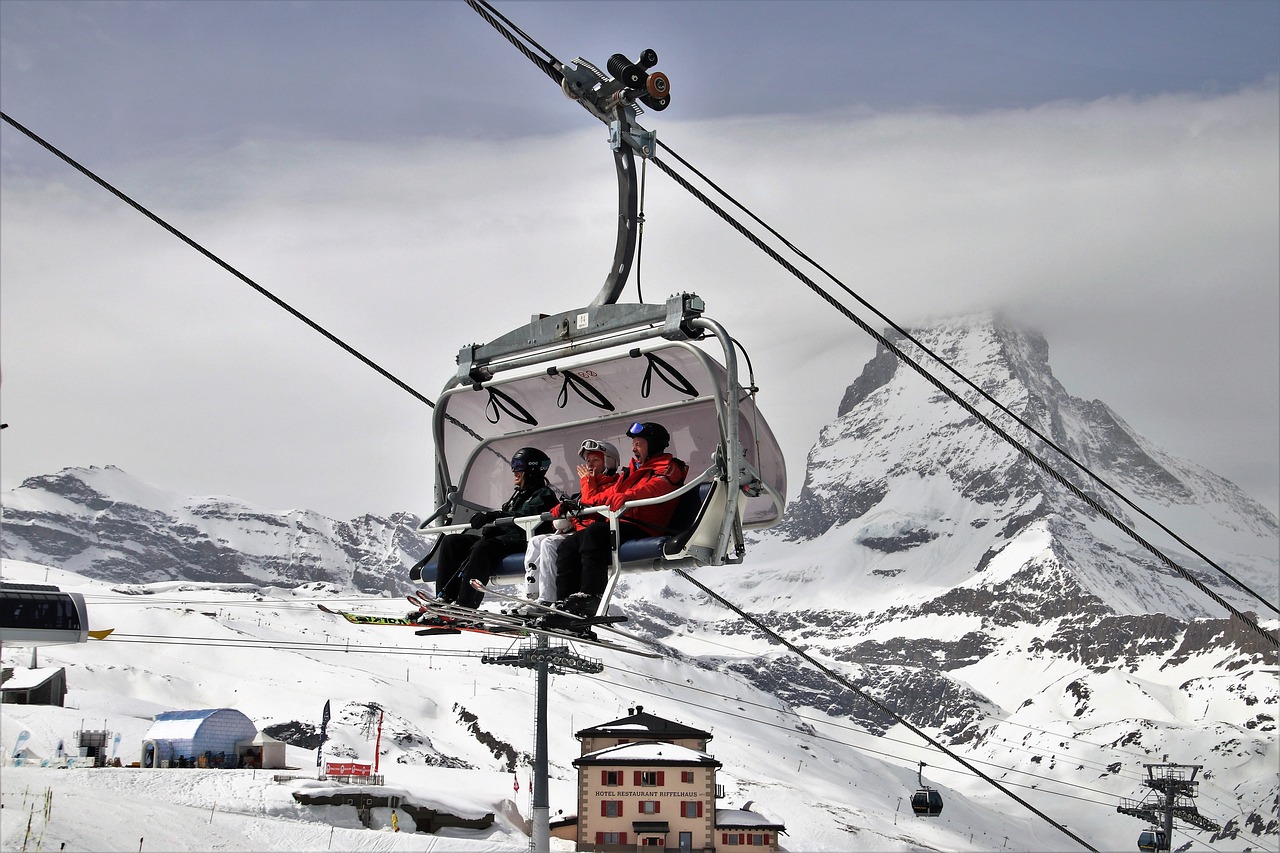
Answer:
[{"xmin": 2, "ymin": 1, "xmax": 1277, "ymax": 529}]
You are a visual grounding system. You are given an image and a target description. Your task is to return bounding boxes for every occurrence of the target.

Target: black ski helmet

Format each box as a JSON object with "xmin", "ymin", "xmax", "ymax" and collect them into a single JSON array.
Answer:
[
  {"xmin": 626, "ymin": 422, "xmax": 670, "ymax": 455},
  {"xmin": 510, "ymin": 447, "xmax": 551, "ymax": 479}
]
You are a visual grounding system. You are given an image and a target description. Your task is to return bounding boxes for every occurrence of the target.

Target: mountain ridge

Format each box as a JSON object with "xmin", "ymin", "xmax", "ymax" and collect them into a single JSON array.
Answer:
[{"xmin": 0, "ymin": 464, "xmax": 422, "ymax": 595}]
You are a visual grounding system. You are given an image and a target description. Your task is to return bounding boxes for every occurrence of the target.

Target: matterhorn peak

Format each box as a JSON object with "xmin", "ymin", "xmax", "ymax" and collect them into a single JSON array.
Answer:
[{"xmin": 774, "ymin": 314, "xmax": 1277, "ymax": 619}]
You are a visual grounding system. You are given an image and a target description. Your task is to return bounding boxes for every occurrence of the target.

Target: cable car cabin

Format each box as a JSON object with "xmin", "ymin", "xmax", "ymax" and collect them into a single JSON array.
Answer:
[
  {"xmin": 413, "ymin": 293, "xmax": 786, "ymax": 611},
  {"xmin": 1137, "ymin": 829, "xmax": 1168, "ymax": 852},
  {"xmin": 0, "ymin": 582, "xmax": 89, "ymax": 647},
  {"xmin": 911, "ymin": 787, "xmax": 943, "ymax": 817}
]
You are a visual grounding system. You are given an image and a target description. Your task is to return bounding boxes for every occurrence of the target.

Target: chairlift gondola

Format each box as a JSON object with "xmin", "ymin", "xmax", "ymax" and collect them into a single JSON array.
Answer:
[
  {"xmin": 911, "ymin": 761, "xmax": 944, "ymax": 817},
  {"xmin": 0, "ymin": 582, "xmax": 90, "ymax": 647},
  {"xmin": 1137, "ymin": 828, "xmax": 1169, "ymax": 852},
  {"xmin": 411, "ymin": 48, "xmax": 786, "ymax": 618}
]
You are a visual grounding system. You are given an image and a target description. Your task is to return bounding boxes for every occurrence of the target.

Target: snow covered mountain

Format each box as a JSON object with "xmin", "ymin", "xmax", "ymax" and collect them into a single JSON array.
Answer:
[
  {"xmin": 0, "ymin": 465, "xmax": 422, "ymax": 595},
  {"xmin": 779, "ymin": 314, "xmax": 1277, "ymax": 619},
  {"xmin": 1, "ymin": 314, "xmax": 1276, "ymax": 851}
]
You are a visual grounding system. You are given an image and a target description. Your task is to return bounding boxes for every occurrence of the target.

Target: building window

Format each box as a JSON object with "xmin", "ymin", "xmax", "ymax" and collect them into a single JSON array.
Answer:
[
  {"xmin": 635, "ymin": 770, "xmax": 665, "ymax": 786},
  {"xmin": 601, "ymin": 800, "xmax": 623, "ymax": 817},
  {"xmin": 723, "ymin": 833, "xmax": 741, "ymax": 845},
  {"xmin": 639, "ymin": 800, "xmax": 660, "ymax": 814},
  {"xmin": 681, "ymin": 770, "xmax": 695, "ymax": 783},
  {"xmin": 597, "ymin": 832, "xmax": 628, "ymax": 844},
  {"xmin": 641, "ymin": 837, "xmax": 665, "ymax": 847},
  {"xmin": 680, "ymin": 801, "xmax": 703, "ymax": 818},
  {"xmin": 601, "ymin": 770, "xmax": 623, "ymax": 786},
  {"xmin": 746, "ymin": 834, "xmax": 769, "ymax": 846}
]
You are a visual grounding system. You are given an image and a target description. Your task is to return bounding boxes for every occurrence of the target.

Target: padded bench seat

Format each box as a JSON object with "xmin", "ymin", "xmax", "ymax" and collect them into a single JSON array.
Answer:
[{"xmin": 412, "ymin": 482, "xmax": 712, "ymax": 586}]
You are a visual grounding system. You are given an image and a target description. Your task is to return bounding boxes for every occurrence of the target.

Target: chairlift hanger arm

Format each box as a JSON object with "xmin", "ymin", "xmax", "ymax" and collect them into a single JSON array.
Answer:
[{"xmin": 556, "ymin": 53, "xmax": 666, "ymax": 307}]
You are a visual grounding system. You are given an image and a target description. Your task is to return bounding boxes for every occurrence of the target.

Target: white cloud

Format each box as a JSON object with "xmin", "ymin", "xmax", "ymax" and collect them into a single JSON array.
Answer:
[{"xmin": 3, "ymin": 87, "xmax": 1276, "ymax": 519}]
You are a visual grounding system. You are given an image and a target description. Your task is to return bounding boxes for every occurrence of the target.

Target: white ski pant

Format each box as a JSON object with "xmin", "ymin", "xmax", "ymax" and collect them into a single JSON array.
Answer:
[{"xmin": 523, "ymin": 532, "xmax": 570, "ymax": 601}]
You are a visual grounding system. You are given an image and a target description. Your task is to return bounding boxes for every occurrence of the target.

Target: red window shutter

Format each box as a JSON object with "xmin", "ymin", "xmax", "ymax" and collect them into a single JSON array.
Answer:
[
  {"xmin": 634, "ymin": 770, "xmax": 643, "ymax": 785},
  {"xmin": 601, "ymin": 801, "xmax": 608, "ymax": 817},
  {"xmin": 602, "ymin": 770, "xmax": 608, "ymax": 785},
  {"xmin": 697, "ymin": 801, "xmax": 704, "ymax": 817},
  {"xmin": 722, "ymin": 834, "xmax": 728, "ymax": 844},
  {"xmin": 595, "ymin": 832, "xmax": 604, "ymax": 844},
  {"xmin": 654, "ymin": 799, "xmax": 660, "ymax": 813},
  {"xmin": 657, "ymin": 770, "xmax": 665, "ymax": 785},
  {"xmin": 620, "ymin": 833, "xmax": 628, "ymax": 845}
]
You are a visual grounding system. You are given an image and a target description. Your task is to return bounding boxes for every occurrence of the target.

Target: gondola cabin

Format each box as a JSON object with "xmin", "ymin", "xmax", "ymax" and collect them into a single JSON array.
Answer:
[
  {"xmin": 413, "ymin": 294, "xmax": 787, "ymax": 612},
  {"xmin": 911, "ymin": 787, "xmax": 944, "ymax": 817},
  {"xmin": 0, "ymin": 582, "xmax": 89, "ymax": 647},
  {"xmin": 1137, "ymin": 829, "xmax": 1168, "ymax": 852}
]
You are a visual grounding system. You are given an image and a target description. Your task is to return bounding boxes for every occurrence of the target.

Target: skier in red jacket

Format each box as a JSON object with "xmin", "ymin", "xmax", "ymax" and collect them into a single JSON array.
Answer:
[{"xmin": 551, "ymin": 422, "xmax": 688, "ymax": 618}]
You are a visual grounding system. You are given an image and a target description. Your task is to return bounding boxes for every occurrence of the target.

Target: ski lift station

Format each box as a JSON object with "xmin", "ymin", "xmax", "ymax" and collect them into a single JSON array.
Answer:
[{"xmin": 140, "ymin": 708, "xmax": 285, "ymax": 769}]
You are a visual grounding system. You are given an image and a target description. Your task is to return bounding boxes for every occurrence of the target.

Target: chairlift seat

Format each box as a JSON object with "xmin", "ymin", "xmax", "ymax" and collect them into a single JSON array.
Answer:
[{"xmin": 412, "ymin": 482, "xmax": 715, "ymax": 585}]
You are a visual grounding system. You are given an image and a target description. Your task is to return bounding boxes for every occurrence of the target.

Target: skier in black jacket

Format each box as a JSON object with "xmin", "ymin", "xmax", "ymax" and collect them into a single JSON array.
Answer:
[{"xmin": 432, "ymin": 447, "xmax": 559, "ymax": 610}]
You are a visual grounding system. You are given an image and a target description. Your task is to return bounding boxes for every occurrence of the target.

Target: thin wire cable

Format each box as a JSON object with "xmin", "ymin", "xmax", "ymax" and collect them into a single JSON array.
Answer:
[
  {"xmin": 457, "ymin": 0, "xmax": 1277, "ymax": 640},
  {"xmin": 650, "ymin": 154, "xmax": 1278, "ymax": 649},
  {"xmin": 655, "ymin": 136, "xmax": 1279, "ymax": 622},
  {"xmin": 675, "ymin": 568, "xmax": 1099, "ymax": 851},
  {"xmin": 585, "ymin": 671, "xmax": 1145, "ymax": 808},
  {"xmin": 0, "ymin": 111, "xmax": 435, "ymax": 411}
]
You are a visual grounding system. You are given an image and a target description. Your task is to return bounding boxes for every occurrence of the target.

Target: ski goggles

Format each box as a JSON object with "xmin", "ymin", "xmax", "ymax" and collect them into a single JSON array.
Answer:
[
  {"xmin": 579, "ymin": 439, "xmax": 610, "ymax": 456},
  {"xmin": 627, "ymin": 422, "xmax": 647, "ymax": 437},
  {"xmin": 510, "ymin": 459, "xmax": 532, "ymax": 472}
]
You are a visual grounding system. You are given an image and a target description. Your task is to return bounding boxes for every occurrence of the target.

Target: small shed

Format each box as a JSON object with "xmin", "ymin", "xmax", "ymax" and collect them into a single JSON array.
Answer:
[
  {"xmin": 235, "ymin": 730, "xmax": 287, "ymax": 769},
  {"xmin": 1, "ymin": 666, "xmax": 68, "ymax": 706},
  {"xmin": 141, "ymin": 708, "xmax": 257, "ymax": 768}
]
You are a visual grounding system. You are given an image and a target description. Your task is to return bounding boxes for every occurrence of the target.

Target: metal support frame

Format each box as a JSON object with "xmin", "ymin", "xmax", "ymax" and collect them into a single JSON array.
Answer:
[
  {"xmin": 1117, "ymin": 762, "xmax": 1220, "ymax": 851},
  {"xmin": 479, "ymin": 634, "xmax": 602, "ymax": 851}
]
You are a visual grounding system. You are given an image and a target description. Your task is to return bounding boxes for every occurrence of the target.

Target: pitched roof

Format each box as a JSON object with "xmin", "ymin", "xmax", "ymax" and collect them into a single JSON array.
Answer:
[
  {"xmin": 573, "ymin": 741, "xmax": 721, "ymax": 768},
  {"xmin": 575, "ymin": 706, "xmax": 712, "ymax": 742},
  {"xmin": 715, "ymin": 808, "xmax": 787, "ymax": 831}
]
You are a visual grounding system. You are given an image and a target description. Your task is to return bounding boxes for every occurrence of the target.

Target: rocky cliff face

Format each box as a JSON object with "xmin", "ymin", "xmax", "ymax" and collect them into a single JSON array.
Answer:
[
  {"xmin": 0, "ymin": 465, "xmax": 423, "ymax": 595},
  {"xmin": 778, "ymin": 316, "xmax": 1277, "ymax": 618},
  {"xmin": 617, "ymin": 313, "xmax": 1277, "ymax": 846}
]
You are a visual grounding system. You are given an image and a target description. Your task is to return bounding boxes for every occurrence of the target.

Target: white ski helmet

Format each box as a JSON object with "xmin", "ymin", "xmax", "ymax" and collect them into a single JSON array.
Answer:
[{"xmin": 578, "ymin": 438, "xmax": 620, "ymax": 472}]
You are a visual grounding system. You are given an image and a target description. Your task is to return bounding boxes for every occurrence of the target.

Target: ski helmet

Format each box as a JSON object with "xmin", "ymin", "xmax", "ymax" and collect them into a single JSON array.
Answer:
[
  {"xmin": 578, "ymin": 438, "xmax": 621, "ymax": 471},
  {"xmin": 626, "ymin": 422, "xmax": 670, "ymax": 455},
  {"xmin": 510, "ymin": 447, "xmax": 551, "ymax": 478}
]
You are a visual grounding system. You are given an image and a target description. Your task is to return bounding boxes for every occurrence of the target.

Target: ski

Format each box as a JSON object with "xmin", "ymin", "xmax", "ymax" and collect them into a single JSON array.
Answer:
[
  {"xmin": 467, "ymin": 579, "xmax": 628, "ymax": 627},
  {"xmin": 316, "ymin": 604, "xmax": 525, "ymax": 638},
  {"xmin": 405, "ymin": 589, "xmax": 660, "ymax": 658}
]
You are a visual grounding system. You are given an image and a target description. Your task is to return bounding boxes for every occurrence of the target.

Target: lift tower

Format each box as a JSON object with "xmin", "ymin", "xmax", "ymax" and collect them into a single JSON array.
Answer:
[{"xmin": 1117, "ymin": 762, "xmax": 1220, "ymax": 851}]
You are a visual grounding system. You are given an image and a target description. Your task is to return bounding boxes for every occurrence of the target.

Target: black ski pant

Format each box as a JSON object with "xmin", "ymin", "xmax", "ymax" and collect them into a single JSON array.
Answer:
[
  {"xmin": 434, "ymin": 533, "xmax": 522, "ymax": 607},
  {"xmin": 553, "ymin": 520, "xmax": 647, "ymax": 602}
]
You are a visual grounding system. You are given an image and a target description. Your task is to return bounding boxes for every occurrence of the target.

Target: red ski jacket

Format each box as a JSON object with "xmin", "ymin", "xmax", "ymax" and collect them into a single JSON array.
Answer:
[{"xmin": 595, "ymin": 453, "xmax": 689, "ymax": 535}]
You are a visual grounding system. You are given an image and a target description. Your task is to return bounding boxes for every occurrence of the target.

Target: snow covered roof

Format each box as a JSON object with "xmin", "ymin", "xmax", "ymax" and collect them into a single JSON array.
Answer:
[
  {"xmin": 575, "ymin": 706, "xmax": 712, "ymax": 742},
  {"xmin": 715, "ymin": 808, "xmax": 787, "ymax": 831},
  {"xmin": 574, "ymin": 740, "xmax": 720, "ymax": 767},
  {"xmin": 0, "ymin": 667, "xmax": 63, "ymax": 691}
]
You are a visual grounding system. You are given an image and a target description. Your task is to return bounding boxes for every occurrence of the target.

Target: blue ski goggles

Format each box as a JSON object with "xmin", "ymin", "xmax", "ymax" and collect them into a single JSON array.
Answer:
[{"xmin": 627, "ymin": 422, "xmax": 646, "ymax": 437}]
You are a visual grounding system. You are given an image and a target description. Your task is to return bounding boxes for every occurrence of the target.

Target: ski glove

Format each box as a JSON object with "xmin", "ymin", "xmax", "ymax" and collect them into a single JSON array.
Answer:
[
  {"xmin": 480, "ymin": 524, "xmax": 503, "ymax": 538},
  {"xmin": 606, "ymin": 492, "xmax": 629, "ymax": 512},
  {"xmin": 470, "ymin": 511, "xmax": 499, "ymax": 528}
]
